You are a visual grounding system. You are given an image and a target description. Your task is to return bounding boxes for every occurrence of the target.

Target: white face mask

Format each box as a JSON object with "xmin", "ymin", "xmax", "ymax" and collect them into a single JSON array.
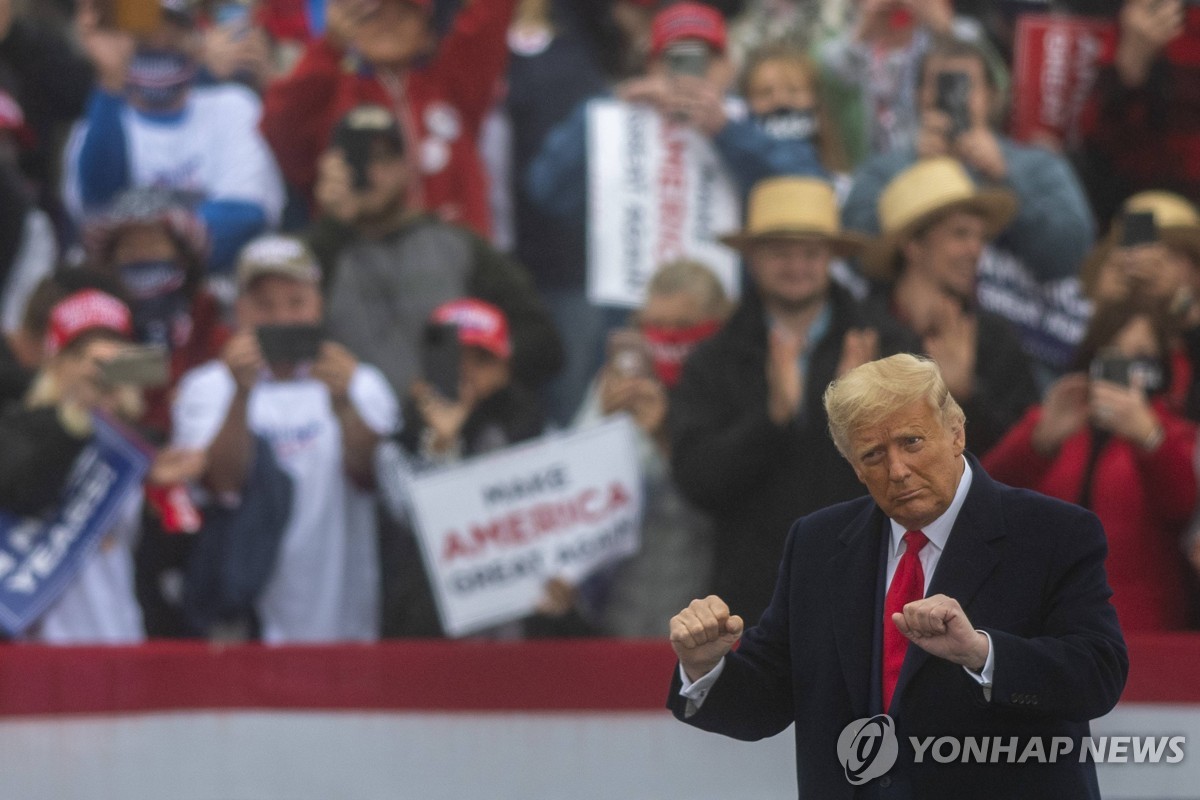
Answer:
[{"xmin": 755, "ymin": 108, "xmax": 818, "ymax": 143}]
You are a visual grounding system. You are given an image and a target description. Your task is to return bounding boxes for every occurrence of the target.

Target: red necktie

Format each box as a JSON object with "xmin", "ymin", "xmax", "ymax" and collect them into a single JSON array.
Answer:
[{"xmin": 883, "ymin": 530, "xmax": 929, "ymax": 710}]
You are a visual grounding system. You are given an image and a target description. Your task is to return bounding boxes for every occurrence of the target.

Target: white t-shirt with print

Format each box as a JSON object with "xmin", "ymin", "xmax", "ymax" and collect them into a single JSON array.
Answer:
[
  {"xmin": 172, "ymin": 361, "xmax": 399, "ymax": 643},
  {"xmin": 63, "ymin": 83, "xmax": 285, "ymax": 225},
  {"xmin": 36, "ymin": 488, "xmax": 145, "ymax": 644}
]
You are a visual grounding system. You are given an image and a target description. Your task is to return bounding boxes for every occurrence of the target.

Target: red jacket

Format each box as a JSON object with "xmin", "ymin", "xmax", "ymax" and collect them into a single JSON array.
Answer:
[
  {"xmin": 982, "ymin": 399, "xmax": 1197, "ymax": 632},
  {"xmin": 261, "ymin": 0, "xmax": 516, "ymax": 238}
]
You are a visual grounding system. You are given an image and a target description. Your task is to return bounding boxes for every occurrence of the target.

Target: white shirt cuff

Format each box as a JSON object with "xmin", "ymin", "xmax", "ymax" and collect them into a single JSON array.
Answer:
[
  {"xmin": 678, "ymin": 658, "xmax": 726, "ymax": 715},
  {"xmin": 963, "ymin": 630, "xmax": 995, "ymax": 701}
]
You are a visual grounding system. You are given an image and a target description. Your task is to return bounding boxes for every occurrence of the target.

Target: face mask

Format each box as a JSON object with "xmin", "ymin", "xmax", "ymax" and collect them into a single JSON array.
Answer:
[
  {"xmin": 754, "ymin": 108, "xmax": 818, "ymax": 143},
  {"xmin": 641, "ymin": 320, "xmax": 722, "ymax": 388},
  {"xmin": 127, "ymin": 48, "xmax": 196, "ymax": 110},
  {"xmin": 119, "ymin": 260, "xmax": 191, "ymax": 350}
]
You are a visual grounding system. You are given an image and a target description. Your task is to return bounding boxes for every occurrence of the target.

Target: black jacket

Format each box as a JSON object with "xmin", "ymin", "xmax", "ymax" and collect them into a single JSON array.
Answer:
[
  {"xmin": 0, "ymin": 404, "xmax": 89, "ymax": 516},
  {"xmin": 669, "ymin": 286, "xmax": 917, "ymax": 623},
  {"xmin": 669, "ymin": 454, "xmax": 1127, "ymax": 800}
]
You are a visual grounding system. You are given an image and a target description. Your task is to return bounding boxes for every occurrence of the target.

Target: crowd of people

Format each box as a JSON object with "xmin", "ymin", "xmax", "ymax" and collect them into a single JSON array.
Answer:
[{"xmin": 0, "ymin": 0, "xmax": 1198, "ymax": 644}]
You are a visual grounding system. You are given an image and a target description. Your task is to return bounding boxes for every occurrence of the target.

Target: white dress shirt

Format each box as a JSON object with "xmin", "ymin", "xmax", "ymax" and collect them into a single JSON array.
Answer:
[{"xmin": 680, "ymin": 459, "xmax": 995, "ymax": 711}]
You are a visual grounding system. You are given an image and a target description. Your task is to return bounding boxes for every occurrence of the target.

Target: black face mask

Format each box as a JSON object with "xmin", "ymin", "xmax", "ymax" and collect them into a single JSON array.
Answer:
[
  {"xmin": 754, "ymin": 108, "xmax": 818, "ymax": 143},
  {"xmin": 120, "ymin": 260, "xmax": 191, "ymax": 350}
]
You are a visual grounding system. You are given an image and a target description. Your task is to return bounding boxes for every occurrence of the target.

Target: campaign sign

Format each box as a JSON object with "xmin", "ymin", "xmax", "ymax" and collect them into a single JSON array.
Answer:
[
  {"xmin": 408, "ymin": 417, "xmax": 643, "ymax": 637},
  {"xmin": 0, "ymin": 416, "xmax": 151, "ymax": 636},
  {"xmin": 1011, "ymin": 13, "xmax": 1116, "ymax": 147},
  {"xmin": 976, "ymin": 246, "xmax": 1091, "ymax": 370},
  {"xmin": 586, "ymin": 98, "xmax": 741, "ymax": 308}
]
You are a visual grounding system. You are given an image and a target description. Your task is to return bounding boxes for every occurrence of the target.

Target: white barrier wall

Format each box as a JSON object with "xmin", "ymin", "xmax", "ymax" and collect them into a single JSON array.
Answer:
[{"xmin": 0, "ymin": 638, "xmax": 1194, "ymax": 799}]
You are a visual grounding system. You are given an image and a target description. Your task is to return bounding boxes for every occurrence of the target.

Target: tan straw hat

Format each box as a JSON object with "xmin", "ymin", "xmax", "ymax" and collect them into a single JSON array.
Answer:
[
  {"xmin": 720, "ymin": 177, "xmax": 866, "ymax": 257},
  {"xmin": 1080, "ymin": 191, "xmax": 1200, "ymax": 298},
  {"xmin": 860, "ymin": 157, "xmax": 1018, "ymax": 280}
]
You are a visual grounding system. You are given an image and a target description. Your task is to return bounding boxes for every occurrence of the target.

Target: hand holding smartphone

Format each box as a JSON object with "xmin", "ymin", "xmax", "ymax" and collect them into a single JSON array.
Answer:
[
  {"xmin": 935, "ymin": 70, "xmax": 972, "ymax": 140},
  {"xmin": 606, "ymin": 329, "xmax": 654, "ymax": 380},
  {"xmin": 99, "ymin": 344, "xmax": 170, "ymax": 388},
  {"xmin": 256, "ymin": 324, "xmax": 325, "ymax": 366},
  {"xmin": 422, "ymin": 322, "xmax": 461, "ymax": 402}
]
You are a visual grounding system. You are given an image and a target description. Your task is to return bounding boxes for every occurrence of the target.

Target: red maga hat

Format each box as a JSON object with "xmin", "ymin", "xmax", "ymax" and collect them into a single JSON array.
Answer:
[
  {"xmin": 650, "ymin": 2, "xmax": 726, "ymax": 58},
  {"xmin": 45, "ymin": 290, "xmax": 133, "ymax": 357},
  {"xmin": 431, "ymin": 298, "xmax": 512, "ymax": 360}
]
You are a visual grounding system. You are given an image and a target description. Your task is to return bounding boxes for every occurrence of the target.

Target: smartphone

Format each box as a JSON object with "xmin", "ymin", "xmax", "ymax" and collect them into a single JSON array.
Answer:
[
  {"xmin": 606, "ymin": 328, "xmax": 654, "ymax": 379},
  {"xmin": 422, "ymin": 322, "xmax": 461, "ymax": 402},
  {"xmin": 99, "ymin": 344, "xmax": 170, "ymax": 388},
  {"xmin": 935, "ymin": 71, "xmax": 972, "ymax": 139},
  {"xmin": 1120, "ymin": 210, "xmax": 1159, "ymax": 248},
  {"xmin": 96, "ymin": 0, "xmax": 163, "ymax": 35},
  {"xmin": 664, "ymin": 41, "xmax": 710, "ymax": 78},
  {"xmin": 1089, "ymin": 352, "xmax": 1163, "ymax": 392},
  {"xmin": 256, "ymin": 324, "xmax": 324, "ymax": 365}
]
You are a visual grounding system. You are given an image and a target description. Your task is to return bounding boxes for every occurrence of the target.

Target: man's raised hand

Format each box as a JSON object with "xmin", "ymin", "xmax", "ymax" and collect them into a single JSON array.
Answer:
[{"xmin": 670, "ymin": 595, "xmax": 744, "ymax": 682}]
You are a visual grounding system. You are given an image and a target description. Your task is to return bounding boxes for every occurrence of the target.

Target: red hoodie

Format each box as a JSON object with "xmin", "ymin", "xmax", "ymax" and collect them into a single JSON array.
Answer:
[
  {"xmin": 983, "ymin": 397, "xmax": 1197, "ymax": 632},
  {"xmin": 262, "ymin": 0, "xmax": 517, "ymax": 238}
]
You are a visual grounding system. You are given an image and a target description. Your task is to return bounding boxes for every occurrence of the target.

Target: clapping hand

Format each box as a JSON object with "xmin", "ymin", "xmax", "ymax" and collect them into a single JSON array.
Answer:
[{"xmin": 766, "ymin": 326, "xmax": 805, "ymax": 425}]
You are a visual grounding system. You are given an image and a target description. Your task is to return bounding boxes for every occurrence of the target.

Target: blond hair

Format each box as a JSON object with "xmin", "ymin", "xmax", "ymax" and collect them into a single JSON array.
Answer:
[
  {"xmin": 646, "ymin": 259, "xmax": 734, "ymax": 321},
  {"xmin": 823, "ymin": 354, "xmax": 966, "ymax": 459},
  {"xmin": 739, "ymin": 43, "xmax": 848, "ymax": 174}
]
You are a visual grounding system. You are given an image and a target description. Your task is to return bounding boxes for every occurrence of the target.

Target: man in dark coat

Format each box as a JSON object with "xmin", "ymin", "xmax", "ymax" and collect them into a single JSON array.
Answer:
[
  {"xmin": 669, "ymin": 176, "xmax": 916, "ymax": 624},
  {"xmin": 668, "ymin": 354, "xmax": 1128, "ymax": 800}
]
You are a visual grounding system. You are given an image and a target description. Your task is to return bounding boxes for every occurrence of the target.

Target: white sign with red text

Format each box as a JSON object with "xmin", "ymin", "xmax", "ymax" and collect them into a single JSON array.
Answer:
[
  {"xmin": 586, "ymin": 98, "xmax": 741, "ymax": 308},
  {"xmin": 407, "ymin": 417, "xmax": 643, "ymax": 637}
]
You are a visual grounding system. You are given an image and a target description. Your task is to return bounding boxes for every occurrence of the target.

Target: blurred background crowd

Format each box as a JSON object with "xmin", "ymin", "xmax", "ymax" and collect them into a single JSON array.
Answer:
[{"xmin": 2, "ymin": 0, "xmax": 1199, "ymax": 644}]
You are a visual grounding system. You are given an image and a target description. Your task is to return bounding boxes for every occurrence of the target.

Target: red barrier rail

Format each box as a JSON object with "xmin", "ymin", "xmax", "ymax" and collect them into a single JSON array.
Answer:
[{"xmin": 0, "ymin": 634, "xmax": 1194, "ymax": 717}]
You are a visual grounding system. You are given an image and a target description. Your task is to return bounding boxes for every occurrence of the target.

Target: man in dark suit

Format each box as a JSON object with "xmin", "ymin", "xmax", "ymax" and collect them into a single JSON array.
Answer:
[{"xmin": 667, "ymin": 353, "xmax": 1128, "ymax": 799}]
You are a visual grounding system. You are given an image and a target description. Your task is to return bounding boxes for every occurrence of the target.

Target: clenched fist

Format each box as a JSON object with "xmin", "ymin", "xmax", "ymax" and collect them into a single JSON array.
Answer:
[{"xmin": 670, "ymin": 595, "xmax": 744, "ymax": 682}]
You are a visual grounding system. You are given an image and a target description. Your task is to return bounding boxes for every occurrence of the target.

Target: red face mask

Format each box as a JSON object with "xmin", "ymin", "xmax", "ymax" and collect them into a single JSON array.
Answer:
[
  {"xmin": 641, "ymin": 320, "xmax": 722, "ymax": 388},
  {"xmin": 887, "ymin": 5, "xmax": 914, "ymax": 30}
]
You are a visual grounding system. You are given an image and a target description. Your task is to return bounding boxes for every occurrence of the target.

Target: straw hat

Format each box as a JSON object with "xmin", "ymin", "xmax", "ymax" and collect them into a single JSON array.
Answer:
[
  {"xmin": 1080, "ymin": 191, "xmax": 1200, "ymax": 298},
  {"xmin": 860, "ymin": 157, "xmax": 1018, "ymax": 280},
  {"xmin": 719, "ymin": 177, "xmax": 866, "ymax": 257}
]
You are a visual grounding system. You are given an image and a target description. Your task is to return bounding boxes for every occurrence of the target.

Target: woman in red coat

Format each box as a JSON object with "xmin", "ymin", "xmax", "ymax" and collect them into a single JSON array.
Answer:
[{"xmin": 984, "ymin": 300, "xmax": 1197, "ymax": 631}]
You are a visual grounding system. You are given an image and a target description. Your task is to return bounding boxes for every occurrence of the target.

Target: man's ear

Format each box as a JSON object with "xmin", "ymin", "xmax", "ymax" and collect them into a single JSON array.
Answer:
[{"xmin": 952, "ymin": 422, "xmax": 966, "ymax": 456}]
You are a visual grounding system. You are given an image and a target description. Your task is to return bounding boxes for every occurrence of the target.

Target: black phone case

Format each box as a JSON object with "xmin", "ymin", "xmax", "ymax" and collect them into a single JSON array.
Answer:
[
  {"xmin": 936, "ymin": 72, "xmax": 972, "ymax": 138},
  {"xmin": 257, "ymin": 324, "xmax": 324, "ymax": 365},
  {"xmin": 422, "ymin": 323, "xmax": 461, "ymax": 402}
]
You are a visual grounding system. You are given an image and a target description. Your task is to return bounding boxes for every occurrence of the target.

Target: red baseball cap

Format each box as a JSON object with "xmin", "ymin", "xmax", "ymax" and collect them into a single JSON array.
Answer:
[
  {"xmin": 650, "ymin": 2, "xmax": 726, "ymax": 58},
  {"xmin": 431, "ymin": 298, "xmax": 511, "ymax": 360},
  {"xmin": 45, "ymin": 290, "xmax": 133, "ymax": 357}
]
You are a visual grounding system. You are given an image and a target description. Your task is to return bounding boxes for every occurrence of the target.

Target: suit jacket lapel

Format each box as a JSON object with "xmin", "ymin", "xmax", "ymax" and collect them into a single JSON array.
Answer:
[
  {"xmin": 892, "ymin": 454, "xmax": 1005, "ymax": 708},
  {"xmin": 829, "ymin": 502, "xmax": 888, "ymax": 719}
]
